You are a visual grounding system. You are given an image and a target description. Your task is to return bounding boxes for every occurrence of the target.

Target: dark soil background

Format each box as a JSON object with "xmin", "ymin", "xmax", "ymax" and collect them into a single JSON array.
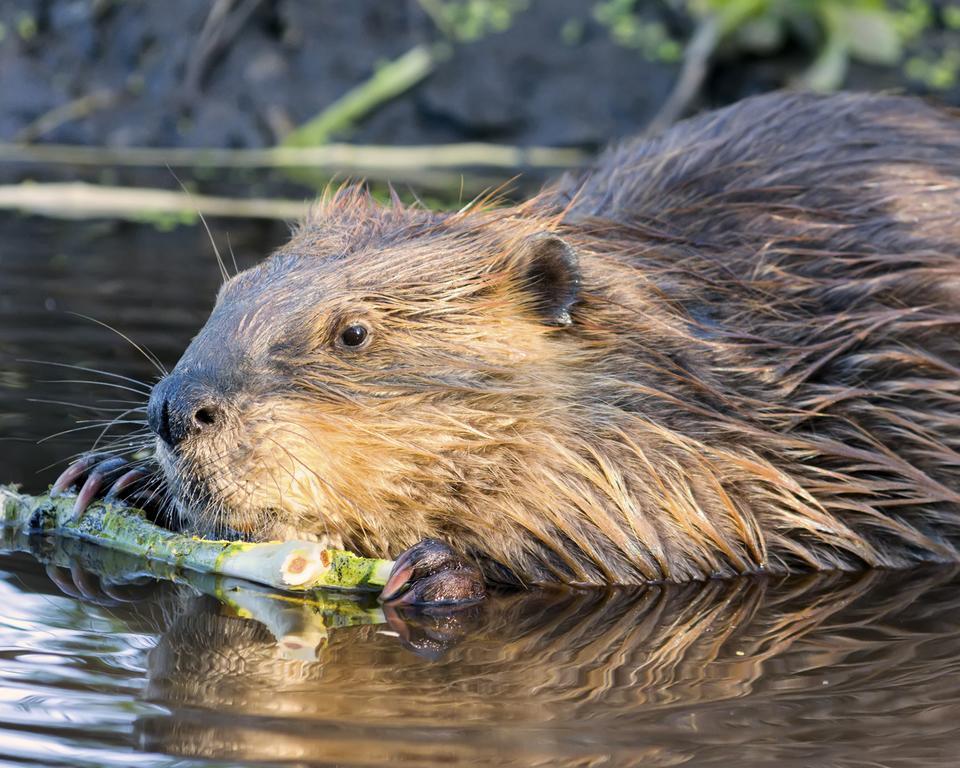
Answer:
[
  {"xmin": 1, "ymin": 0, "xmax": 960, "ymax": 196},
  {"xmin": 3, "ymin": 0, "xmax": 681, "ymax": 150}
]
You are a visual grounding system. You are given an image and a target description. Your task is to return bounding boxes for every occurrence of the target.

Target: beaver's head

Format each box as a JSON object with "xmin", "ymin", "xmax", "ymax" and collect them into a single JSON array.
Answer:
[{"xmin": 147, "ymin": 189, "xmax": 587, "ymax": 551}]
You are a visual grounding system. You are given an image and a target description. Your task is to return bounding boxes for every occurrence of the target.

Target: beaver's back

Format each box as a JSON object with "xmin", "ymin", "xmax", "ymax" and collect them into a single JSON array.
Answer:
[
  {"xmin": 536, "ymin": 91, "xmax": 960, "ymax": 574},
  {"xmin": 560, "ymin": 91, "xmax": 960, "ymax": 258}
]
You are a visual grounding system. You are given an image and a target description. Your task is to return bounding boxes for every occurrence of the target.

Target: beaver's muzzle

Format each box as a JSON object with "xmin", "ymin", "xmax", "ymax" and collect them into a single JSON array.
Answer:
[{"xmin": 147, "ymin": 374, "xmax": 223, "ymax": 449}]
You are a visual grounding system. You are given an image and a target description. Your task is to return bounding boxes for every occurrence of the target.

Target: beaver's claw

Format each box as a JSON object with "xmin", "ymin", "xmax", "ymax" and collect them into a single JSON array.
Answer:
[
  {"xmin": 45, "ymin": 563, "xmax": 157, "ymax": 606},
  {"xmin": 379, "ymin": 539, "xmax": 486, "ymax": 606},
  {"xmin": 51, "ymin": 452, "xmax": 148, "ymax": 519}
]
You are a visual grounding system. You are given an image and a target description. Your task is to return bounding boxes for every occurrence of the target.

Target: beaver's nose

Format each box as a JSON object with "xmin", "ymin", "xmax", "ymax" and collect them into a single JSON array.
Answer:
[{"xmin": 147, "ymin": 375, "xmax": 222, "ymax": 448}]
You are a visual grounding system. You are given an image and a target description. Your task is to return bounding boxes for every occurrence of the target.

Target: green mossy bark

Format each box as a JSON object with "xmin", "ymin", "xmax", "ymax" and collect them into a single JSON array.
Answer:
[{"xmin": 0, "ymin": 485, "xmax": 392, "ymax": 593}]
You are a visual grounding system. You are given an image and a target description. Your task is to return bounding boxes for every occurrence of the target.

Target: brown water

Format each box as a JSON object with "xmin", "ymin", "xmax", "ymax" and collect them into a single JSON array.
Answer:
[{"xmin": 2, "ymin": 215, "xmax": 960, "ymax": 767}]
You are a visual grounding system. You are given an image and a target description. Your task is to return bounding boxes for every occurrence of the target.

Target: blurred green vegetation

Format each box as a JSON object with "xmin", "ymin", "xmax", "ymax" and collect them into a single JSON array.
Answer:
[
  {"xmin": 694, "ymin": 0, "xmax": 934, "ymax": 91},
  {"xmin": 416, "ymin": 0, "xmax": 531, "ymax": 41},
  {"xmin": 590, "ymin": 0, "xmax": 941, "ymax": 91},
  {"xmin": 593, "ymin": 0, "xmax": 684, "ymax": 61}
]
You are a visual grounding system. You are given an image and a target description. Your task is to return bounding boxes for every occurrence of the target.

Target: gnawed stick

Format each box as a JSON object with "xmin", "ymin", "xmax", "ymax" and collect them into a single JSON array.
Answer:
[
  {"xmin": 0, "ymin": 527, "xmax": 386, "ymax": 661},
  {"xmin": 0, "ymin": 485, "xmax": 393, "ymax": 593}
]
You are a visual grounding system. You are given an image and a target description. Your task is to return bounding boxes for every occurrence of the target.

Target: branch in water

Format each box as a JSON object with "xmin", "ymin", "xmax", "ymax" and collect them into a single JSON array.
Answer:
[{"xmin": 0, "ymin": 485, "xmax": 393, "ymax": 593}]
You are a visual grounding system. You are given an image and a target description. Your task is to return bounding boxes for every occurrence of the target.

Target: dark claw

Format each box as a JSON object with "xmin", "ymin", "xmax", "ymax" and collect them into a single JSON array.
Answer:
[
  {"xmin": 379, "ymin": 539, "xmax": 486, "ymax": 606},
  {"xmin": 104, "ymin": 468, "xmax": 149, "ymax": 502},
  {"xmin": 380, "ymin": 561, "xmax": 415, "ymax": 603},
  {"xmin": 52, "ymin": 452, "xmax": 147, "ymax": 521},
  {"xmin": 380, "ymin": 539, "xmax": 468, "ymax": 600},
  {"xmin": 385, "ymin": 569, "xmax": 486, "ymax": 606},
  {"xmin": 72, "ymin": 456, "xmax": 129, "ymax": 519},
  {"xmin": 51, "ymin": 452, "xmax": 112, "ymax": 496}
]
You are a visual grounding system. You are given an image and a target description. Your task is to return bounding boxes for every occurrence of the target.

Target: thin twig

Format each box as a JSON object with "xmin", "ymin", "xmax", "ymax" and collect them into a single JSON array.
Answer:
[
  {"xmin": 15, "ymin": 88, "xmax": 121, "ymax": 143},
  {"xmin": 646, "ymin": 14, "xmax": 721, "ymax": 136},
  {"xmin": 283, "ymin": 43, "xmax": 448, "ymax": 146},
  {"xmin": 182, "ymin": 0, "xmax": 264, "ymax": 101},
  {"xmin": 0, "ymin": 182, "xmax": 309, "ymax": 220},
  {"xmin": 0, "ymin": 141, "xmax": 586, "ymax": 171}
]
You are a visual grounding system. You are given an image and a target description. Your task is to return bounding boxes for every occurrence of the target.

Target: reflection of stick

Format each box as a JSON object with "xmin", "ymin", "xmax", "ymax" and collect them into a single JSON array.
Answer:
[
  {"xmin": 223, "ymin": 582, "xmax": 385, "ymax": 661},
  {"xmin": 1, "ymin": 528, "xmax": 386, "ymax": 661},
  {"xmin": 0, "ymin": 485, "xmax": 393, "ymax": 592}
]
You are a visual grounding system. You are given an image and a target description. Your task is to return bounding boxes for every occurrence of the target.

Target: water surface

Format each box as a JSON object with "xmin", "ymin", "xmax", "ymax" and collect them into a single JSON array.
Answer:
[{"xmin": 2, "ymin": 214, "xmax": 960, "ymax": 767}]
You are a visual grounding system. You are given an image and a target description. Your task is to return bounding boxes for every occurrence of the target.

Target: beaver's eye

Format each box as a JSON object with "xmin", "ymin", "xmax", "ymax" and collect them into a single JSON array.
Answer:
[{"xmin": 339, "ymin": 324, "xmax": 368, "ymax": 348}]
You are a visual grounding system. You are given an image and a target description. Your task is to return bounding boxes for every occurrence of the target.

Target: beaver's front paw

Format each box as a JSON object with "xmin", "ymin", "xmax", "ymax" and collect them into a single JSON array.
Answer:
[
  {"xmin": 51, "ymin": 452, "xmax": 149, "ymax": 519},
  {"xmin": 379, "ymin": 539, "xmax": 486, "ymax": 606}
]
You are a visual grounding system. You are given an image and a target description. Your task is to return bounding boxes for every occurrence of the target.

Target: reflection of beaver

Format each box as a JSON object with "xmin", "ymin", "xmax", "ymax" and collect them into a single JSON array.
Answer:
[
  {"xmin": 56, "ymin": 92, "xmax": 960, "ymax": 603},
  {"xmin": 136, "ymin": 568, "xmax": 960, "ymax": 767}
]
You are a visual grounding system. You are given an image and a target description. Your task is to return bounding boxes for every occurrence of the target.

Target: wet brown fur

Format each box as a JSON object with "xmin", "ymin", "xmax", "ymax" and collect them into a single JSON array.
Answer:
[{"xmin": 164, "ymin": 92, "xmax": 960, "ymax": 585}]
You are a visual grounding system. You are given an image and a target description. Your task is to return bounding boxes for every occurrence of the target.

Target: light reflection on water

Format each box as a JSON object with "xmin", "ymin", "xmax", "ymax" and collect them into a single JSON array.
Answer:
[
  {"xmin": 2, "ymin": 543, "xmax": 960, "ymax": 768},
  {"xmin": 2, "ymin": 216, "xmax": 960, "ymax": 767}
]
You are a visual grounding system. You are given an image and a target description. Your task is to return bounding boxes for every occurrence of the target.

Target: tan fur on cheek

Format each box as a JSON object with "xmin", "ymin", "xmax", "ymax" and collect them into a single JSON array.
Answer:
[{"xmin": 173, "ymin": 397, "xmax": 424, "ymax": 550}]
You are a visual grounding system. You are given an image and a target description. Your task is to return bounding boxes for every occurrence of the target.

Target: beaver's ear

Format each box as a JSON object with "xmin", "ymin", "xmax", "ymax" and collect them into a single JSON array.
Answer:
[{"xmin": 510, "ymin": 234, "xmax": 581, "ymax": 327}]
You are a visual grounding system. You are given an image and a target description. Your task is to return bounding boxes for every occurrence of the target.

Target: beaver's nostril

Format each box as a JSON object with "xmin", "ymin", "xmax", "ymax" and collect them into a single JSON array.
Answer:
[
  {"xmin": 148, "ymin": 375, "xmax": 221, "ymax": 448},
  {"xmin": 193, "ymin": 405, "xmax": 218, "ymax": 428}
]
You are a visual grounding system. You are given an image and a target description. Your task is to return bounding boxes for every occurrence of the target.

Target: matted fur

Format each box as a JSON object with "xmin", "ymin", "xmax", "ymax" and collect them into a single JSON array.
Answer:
[{"xmin": 158, "ymin": 92, "xmax": 960, "ymax": 585}]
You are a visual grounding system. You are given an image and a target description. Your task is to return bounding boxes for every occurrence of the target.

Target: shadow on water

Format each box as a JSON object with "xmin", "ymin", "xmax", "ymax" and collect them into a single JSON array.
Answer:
[{"xmin": 3, "ymin": 215, "xmax": 960, "ymax": 767}]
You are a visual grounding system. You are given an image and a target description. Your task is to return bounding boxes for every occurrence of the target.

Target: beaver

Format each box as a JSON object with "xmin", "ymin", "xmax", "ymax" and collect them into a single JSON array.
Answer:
[{"xmin": 53, "ymin": 91, "xmax": 960, "ymax": 605}]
